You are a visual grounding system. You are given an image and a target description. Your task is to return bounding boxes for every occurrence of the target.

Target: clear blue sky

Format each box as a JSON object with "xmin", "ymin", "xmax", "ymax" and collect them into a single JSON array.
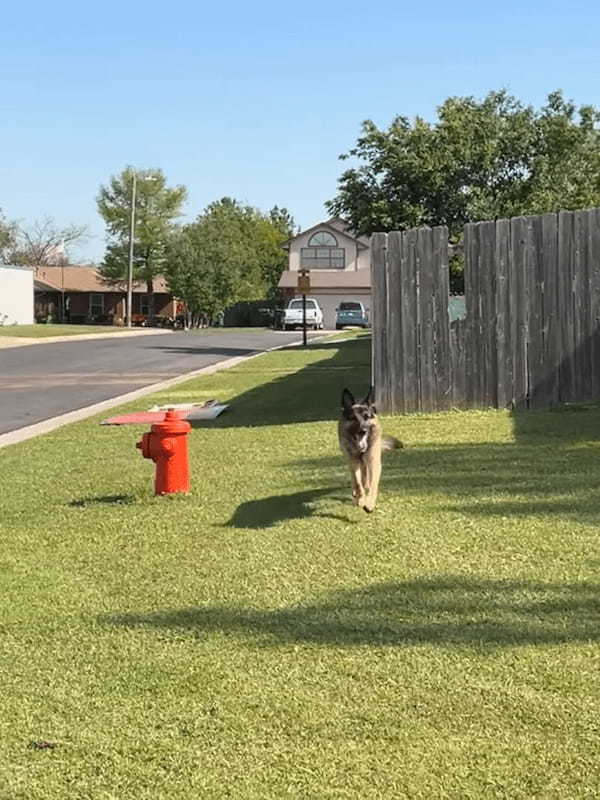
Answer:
[{"xmin": 1, "ymin": 0, "xmax": 599, "ymax": 262}]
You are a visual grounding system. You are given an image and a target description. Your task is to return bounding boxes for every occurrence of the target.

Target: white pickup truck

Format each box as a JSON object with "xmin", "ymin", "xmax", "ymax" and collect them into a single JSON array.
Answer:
[{"xmin": 282, "ymin": 298, "xmax": 324, "ymax": 330}]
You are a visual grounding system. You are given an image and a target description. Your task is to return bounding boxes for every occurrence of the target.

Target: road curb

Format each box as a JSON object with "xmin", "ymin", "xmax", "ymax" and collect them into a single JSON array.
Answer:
[{"xmin": 0, "ymin": 335, "xmax": 330, "ymax": 449}]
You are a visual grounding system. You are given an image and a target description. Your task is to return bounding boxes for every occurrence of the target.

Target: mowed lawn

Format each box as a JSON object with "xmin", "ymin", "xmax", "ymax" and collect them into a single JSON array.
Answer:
[
  {"xmin": 2, "ymin": 336, "xmax": 600, "ymax": 798},
  {"xmin": 0, "ymin": 324, "xmax": 133, "ymax": 338}
]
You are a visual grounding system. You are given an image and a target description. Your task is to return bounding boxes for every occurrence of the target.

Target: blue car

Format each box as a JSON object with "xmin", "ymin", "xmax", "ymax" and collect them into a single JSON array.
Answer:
[{"xmin": 335, "ymin": 301, "xmax": 369, "ymax": 329}]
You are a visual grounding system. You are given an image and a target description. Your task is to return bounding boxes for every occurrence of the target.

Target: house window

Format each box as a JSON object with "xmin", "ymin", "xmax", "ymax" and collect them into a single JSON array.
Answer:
[
  {"xmin": 89, "ymin": 293, "xmax": 104, "ymax": 317},
  {"xmin": 308, "ymin": 232, "xmax": 338, "ymax": 247},
  {"xmin": 300, "ymin": 231, "xmax": 345, "ymax": 269}
]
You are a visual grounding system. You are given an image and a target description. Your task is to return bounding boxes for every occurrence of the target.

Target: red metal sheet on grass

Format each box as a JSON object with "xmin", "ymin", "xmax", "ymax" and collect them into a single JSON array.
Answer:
[{"xmin": 101, "ymin": 411, "xmax": 187, "ymax": 425}]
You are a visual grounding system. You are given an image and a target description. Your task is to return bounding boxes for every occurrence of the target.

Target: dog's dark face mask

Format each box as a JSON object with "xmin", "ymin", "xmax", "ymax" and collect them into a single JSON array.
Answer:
[{"xmin": 341, "ymin": 387, "xmax": 376, "ymax": 451}]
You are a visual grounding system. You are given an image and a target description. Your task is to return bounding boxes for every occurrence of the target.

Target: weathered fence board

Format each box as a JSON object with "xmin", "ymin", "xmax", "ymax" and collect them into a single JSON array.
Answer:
[
  {"xmin": 432, "ymin": 226, "xmax": 451, "ymax": 409},
  {"xmin": 526, "ymin": 214, "xmax": 545, "ymax": 409},
  {"xmin": 495, "ymin": 218, "xmax": 512, "ymax": 408},
  {"xmin": 538, "ymin": 212, "xmax": 560, "ymax": 407},
  {"xmin": 401, "ymin": 229, "xmax": 419, "ymax": 411},
  {"xmin": 480, "ymin": 221, "xmax": 497, "ymax": 407},
  {"xmin": 558, "ymin": 211, "xmax": 576, "ymax": 403},
  {"xmin": 386, "ymin": 231, "xmax": 403, "ymax": 413},
  {"xmin": 450, "ymin": 318, "xmax": 466, "ymax": 405},
  {"xmin": 592, "ymin": 208, "xmax": 600, "ymax": 400},
  {"xmin": 511, "ymin": 216, "xmax": 529, "ymax": 409},
  {"xmin": 417, "ymin": 228, "xmax": 435, "ymax": 411},
  {"xmin": 370, "ymin": 232, "xmax": 388, "ymax": 411},
  {"xmin": 464, "ymin": 223, "xmax": 479, "ymax": 407},
  {"xmin": 576, "ymin": 209, "xmax": 593, "ymax": 402}
]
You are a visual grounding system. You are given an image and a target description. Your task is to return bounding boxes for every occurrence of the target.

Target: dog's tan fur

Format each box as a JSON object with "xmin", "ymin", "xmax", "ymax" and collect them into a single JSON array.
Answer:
[{"xmin": 338, "ymin": 387, "xmax": 401, "ymax": 513}]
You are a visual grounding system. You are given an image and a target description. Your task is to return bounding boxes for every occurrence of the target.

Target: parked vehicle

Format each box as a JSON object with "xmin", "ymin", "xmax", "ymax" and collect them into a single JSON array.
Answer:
[
  {"xmin": 335, "ymin": 301, "xmax": 369, "ymax": 329},
  {"xmin": 282, "ymin": 298, "xmax": 324, "ymax": 330}
]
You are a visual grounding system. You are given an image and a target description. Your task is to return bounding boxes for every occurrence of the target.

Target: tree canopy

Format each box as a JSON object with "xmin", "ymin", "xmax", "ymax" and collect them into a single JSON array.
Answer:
[
  {"xmin": 166, "ymin": 198, "xmax": 293, "ymax": 321},
  {"xmin": 97, "ymin": 167, "xmax": 187, "ymax": 312},
  {"xmin": 327, "ymin": 90, "xmax": 600, "ymax": 240},
  {"xmin": 0, "ymin": 214, "xmax": 88, "ymax": 266}
]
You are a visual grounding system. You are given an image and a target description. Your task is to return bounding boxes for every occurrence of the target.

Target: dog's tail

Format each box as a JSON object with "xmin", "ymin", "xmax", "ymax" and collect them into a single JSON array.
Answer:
[{"xmin": 382, "ymin": 435, "xmax": 403, "ymax": 451}]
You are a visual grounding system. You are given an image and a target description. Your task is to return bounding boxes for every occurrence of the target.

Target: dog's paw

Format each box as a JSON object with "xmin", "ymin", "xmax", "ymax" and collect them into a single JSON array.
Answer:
[{"xmin": 354, "ymin": 495, "xmax": 366, "ymax": 508}]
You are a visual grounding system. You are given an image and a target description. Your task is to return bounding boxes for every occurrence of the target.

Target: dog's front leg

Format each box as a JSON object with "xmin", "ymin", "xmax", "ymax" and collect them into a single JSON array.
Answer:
[
  {"xmin": 349, "ymin": 459, "xmax": 366, "ymax": 507},
  {"xmin": 363, "ymin": 451, "xmax": 382, "ymax": 513},
  {"xmin": 360, "ymin": 459, "xmax": 370, "ymax": 497}
]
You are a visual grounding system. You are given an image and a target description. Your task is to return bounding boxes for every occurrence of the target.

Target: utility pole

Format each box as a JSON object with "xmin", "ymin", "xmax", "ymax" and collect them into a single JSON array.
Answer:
[
  {"xmin": 126, "ymin": 170, "xmax": 137, "ymax": 328},
  {"xmin": 298, "ymin": 268, "xmax": 310, "ymax": 348},
  {"xmin": 302, "ymin": 292, "xmax": 307, "ymax": 347}
]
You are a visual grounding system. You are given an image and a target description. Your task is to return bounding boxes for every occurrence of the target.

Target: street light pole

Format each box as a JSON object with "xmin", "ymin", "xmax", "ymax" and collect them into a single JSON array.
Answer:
[{"xmin": 126, "ymin": 170, "xmax": 137, "ymax": 328}]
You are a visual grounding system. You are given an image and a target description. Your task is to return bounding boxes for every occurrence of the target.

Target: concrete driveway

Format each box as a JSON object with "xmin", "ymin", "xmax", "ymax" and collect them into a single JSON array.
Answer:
[{"xmin": 0, "ymin": 329, "xmax": 321, "ymax": 435}]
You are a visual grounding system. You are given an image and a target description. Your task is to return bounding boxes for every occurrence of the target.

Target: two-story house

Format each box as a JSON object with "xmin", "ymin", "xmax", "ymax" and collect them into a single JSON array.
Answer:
[{"xmin": 278, "ymin": 217, "xmax": 371, "ymax": 329}]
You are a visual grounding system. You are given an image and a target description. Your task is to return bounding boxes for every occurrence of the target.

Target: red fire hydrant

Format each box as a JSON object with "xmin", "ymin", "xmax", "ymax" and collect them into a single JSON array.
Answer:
[{"xmin": 136, "ymin": 409, "xmax": 191, "ymax": 495}]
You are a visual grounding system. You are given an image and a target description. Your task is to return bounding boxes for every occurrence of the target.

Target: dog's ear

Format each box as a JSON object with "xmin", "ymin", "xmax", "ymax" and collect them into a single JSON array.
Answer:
[
  {"xmin": 341, "ymin": 388, "xmax": 355, "ymax": 411},
  {"xmin": 363, "ymin": 386, "xmax": 375, "ymax": 408}
]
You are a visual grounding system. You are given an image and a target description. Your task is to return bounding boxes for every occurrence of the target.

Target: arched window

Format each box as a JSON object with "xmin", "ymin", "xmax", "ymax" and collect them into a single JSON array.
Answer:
[
  {"xmin": 308, "ymin": 231, "xmax": 338, "ymax": 247},
  {"xmin": 301, "ymin": 230, "xmax": 345, "ymax": 269}
]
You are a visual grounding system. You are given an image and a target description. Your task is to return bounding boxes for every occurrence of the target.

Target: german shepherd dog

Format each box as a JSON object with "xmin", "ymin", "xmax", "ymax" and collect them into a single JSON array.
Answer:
[{"xmin": 338, "ymin": 387, "xmax": 401, "ymax": 512}]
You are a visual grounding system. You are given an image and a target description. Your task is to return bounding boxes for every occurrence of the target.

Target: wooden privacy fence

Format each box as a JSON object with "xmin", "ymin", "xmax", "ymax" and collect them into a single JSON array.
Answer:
[{"xmin": 371, "ymin": 207, "xmax": 600, "ymax": 413}]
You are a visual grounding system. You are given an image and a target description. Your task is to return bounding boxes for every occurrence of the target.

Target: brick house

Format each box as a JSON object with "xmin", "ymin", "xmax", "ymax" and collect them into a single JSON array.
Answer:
[{"xmin": 33, "ymin": 266, "xmax": 177, "ymax": 325}]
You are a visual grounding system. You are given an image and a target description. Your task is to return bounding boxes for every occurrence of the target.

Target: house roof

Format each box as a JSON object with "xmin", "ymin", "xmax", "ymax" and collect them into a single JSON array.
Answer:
[
  {"xmin": 34, "ymin": 277, "xmax": 61, "ymax": 292},
  {"xmin": 283, "ymin": 218, "xmax": 370, "ymax": 250},
  {"xmin": 278, "ymin": 269, "xmax": 371, "ymax": 290},
  {"xmin": 33, "ymin": 266, "xmax": 169, "ymax": 293}
]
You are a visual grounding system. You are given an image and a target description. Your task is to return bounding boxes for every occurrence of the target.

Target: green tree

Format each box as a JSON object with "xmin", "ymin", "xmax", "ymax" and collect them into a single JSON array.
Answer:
[
  {"xmin": 166, "ymin": 198, "xmax": 293, "ymax": 322},
  {"xmin": 327, "ymin": 90, "xmax": 600, "ymax": 289},
  {"xmin": 97, "ymin": 167, "xmax": 187, "ymax": 318},
  {"xmin": 0, "ymin": 209, "xmax": 18, "ymax": 264}
]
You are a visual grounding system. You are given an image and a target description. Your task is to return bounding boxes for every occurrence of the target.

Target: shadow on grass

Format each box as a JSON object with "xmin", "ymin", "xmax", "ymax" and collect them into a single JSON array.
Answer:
[
  {"xmin": 103, "ymin": 575, "xmax": 600, "ymax": 648},
  {"xmin": 69, "ymin": 494, "xmax": 135, "ymax": 508},
  {"xmin": 201, "ymin": 338, "xmax": 371, "ymax": 428},
  {"xmin": 224, "ymin": 487, "xmax": 354, "ymax": 529}
]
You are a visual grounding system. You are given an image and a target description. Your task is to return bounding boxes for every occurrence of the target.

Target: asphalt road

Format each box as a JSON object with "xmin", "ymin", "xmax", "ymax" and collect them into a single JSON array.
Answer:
[{"xmin": 0, "ymin": 329, "xmax": 319, "ymax": 435}]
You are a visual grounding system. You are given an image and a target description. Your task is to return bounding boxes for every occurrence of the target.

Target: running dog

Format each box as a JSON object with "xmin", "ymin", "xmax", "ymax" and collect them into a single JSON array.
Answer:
[{"xmin": 338, "ymin": 386, "xmax": 401, "ymax": 512}]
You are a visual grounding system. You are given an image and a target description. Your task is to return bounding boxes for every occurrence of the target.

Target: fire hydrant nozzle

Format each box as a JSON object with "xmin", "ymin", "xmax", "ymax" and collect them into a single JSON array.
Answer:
[{"xmin": 136, "ymin": 408, "xmax": 191, "ymax": 495}]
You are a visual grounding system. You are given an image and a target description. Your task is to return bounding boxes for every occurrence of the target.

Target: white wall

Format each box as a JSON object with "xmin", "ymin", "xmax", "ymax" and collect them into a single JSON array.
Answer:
[{"xmin": 0, "ymin": 266, "xmax": 34, "ymax": 325}]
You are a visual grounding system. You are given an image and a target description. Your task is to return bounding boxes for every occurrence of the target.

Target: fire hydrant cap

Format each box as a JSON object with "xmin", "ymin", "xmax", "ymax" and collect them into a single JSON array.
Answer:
[{"xmin": 151, "ymin": 408, "xmax": 192, "ymax": 435}]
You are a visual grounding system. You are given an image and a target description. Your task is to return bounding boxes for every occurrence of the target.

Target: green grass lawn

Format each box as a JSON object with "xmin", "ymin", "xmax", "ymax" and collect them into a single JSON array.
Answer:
[
  {"xmin": 2, "ymin": 336, "xmax": 600, "ymax": 798},
  {"xmin": 0, "ymin": 325, "xmax": 278, "ymax": 339},
  {"xmin": 0, "ymin": 324, "xmax": 134, "ymax": 338}
]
